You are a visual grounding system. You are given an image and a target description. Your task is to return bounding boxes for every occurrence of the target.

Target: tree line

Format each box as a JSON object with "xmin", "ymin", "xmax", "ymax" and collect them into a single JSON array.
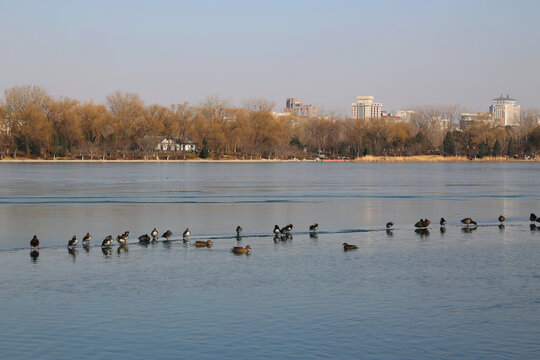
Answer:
[{"xmin": 1, "ymin": 85, "xmax": 539, "ymax": 159}]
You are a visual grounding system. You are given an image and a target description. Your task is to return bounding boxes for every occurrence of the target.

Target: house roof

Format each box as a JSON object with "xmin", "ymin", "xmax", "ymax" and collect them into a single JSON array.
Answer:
[{"xmin": 493, "ymin": 94, "xmax": 515, "ymax": 101}]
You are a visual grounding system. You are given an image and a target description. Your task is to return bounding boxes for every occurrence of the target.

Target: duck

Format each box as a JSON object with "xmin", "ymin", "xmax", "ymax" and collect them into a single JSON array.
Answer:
[
  {"xmin": 236, "ymin": 226, "xmax": 243, "ymax": 235},
  {"xmin": 309, "ymin": 223, "xmax": 319, "ymax": 232},
  {"xmin": 122, "ymin": 231, "xmax": 129, "ymax": 240},
  {"xmin": 138, "ymin": 234, "xmax": 150, "ymax": 243},
  {"xmin": 67, "ymin": 235, "xmax": 78, "ymax": 248},
  {"xmin": 286, "ymin": 224, "xmax": 293, "ymax": 232},
  {"xmin": 101, "ymin": 235, "xmax": 113, "ymax": 247},
  {"xmin": 162, "ymin": 230, "xmax": 172, "ymax": 240},
  {"xmin": 183, "ymin": 228, "xmax": 191, "ymax": 238},
  {"xmin": 273, "ymin": 225, "xmax": 280, "ymax": 235},
  {"xmin": 151, "ymin": 228, "xmax": 159, "ymax": 240},
  {"xmin": 30, "ymin": 235, "xmax": 39, "ymax": 249},
  {"xmin": 343, "ymin": 242, "xmax": 358, "ymax": 250},
  {"xmin": 82, "ymin": 232, "xmax": 92, "ymax": 244},
  {"xmin": 232, "ymin": 245, "xmax": 251, "ymax": 254},
  {"xmin": 414, "ymin": 219, "xmax": 430, "ymax": 228},
  {"xmin": 117, "ymin": 235, "xmax": 127, "ymax": 246},
  {"xmin": 498, "ymin": 215, "xmax": 505, "ymax": 223},
  {"xmin": 195, "ymin": 240, "xmax": 213, "ymax": 248},
  {"xmin": 461, "ymin": 218, "xmax": 477, "ymax": 227},
  {"xmin": 530, "ymin": 213, "xmax": 537, "ymax": 224},
  {"xmin": 385, "ymin": 221, "xmax": 394, "ymax": 229},
  {"xmin": 440, "ymin": 218, "xmax": 446, "ymax": 226}
]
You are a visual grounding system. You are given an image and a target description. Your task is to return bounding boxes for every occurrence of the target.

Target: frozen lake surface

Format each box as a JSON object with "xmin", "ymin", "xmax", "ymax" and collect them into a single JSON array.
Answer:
[{"xmin": 0, "ymin": 162, "xmax": 539, "ymax": 359}]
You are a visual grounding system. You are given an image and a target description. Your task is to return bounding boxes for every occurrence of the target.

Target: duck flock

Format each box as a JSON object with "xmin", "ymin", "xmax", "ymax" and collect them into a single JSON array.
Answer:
[{"xmin": 27, "ymin": 213, "xmax": 540, "ymax": 259}]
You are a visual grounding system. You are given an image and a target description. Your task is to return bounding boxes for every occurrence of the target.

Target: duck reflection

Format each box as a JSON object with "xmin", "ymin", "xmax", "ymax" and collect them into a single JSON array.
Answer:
[
  {"xmin": 531, "ymin": 224, "xmax": 537, "ymax": 231},
  {"xmin": 385, "ymin": 229, "xmax": 393, "ymax": 237},
  {"xmin": 83, "ymin": 243, "xmax": 91, "ymax": 253},
  {"xmin": 68, "ymin": 248, "xmax": 78, "ymax": 262},
  {"xmin": 30, "ymin": 250, "xmax": 39, "ymax": 262},
  {"xmin": 309, "ymin": 232, "xmax": 319, "ymax": 239},
  {"xmin": 415, "ymin": 228, "xmax": 430, "ymax": 237},
  {"xmin": 102, "ymin": 246, "xmax": 113, "ymax": 257},
  {"xmin": 498, "ymin": 224, "xmax": 505, "ymax": 230},
  {"xmin": 273, "ymin": 235, "xmax": 280, "ymax": 243},
  {"xmin": 281, "ymin": 233, "xmax": 293, "ymax": 241},
  {"xmin": 461, "ymin": 225, "xmax": 478, "ymax": 233},
  {"xmin": 117, "ymin": 245, "xmax": 128, "ymax": 255},
  {"xmin": 440, "ymin": 226, "xmax": 446, "ymax": 234},
  {"xmin": 236, "ymin": 235, "xmax": 243, "ymax": 242}
]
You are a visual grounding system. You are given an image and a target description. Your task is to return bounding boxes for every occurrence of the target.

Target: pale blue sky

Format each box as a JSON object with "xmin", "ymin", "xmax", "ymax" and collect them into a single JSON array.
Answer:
[{"xmin": 1, "ymin": 0, "xmax": 539, "ymax": 114}]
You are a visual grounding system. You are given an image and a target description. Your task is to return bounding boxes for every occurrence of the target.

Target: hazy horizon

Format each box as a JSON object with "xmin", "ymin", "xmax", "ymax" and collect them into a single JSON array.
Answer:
[{"xmin": 1, "ymin": 0, "xmax": 539, "ymax": 115}]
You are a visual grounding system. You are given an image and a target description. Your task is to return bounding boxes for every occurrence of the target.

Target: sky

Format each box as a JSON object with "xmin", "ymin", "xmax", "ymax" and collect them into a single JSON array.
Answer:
[{"xmin": 1, "ymin": 0, "xmax": 539, "ymax": 115}]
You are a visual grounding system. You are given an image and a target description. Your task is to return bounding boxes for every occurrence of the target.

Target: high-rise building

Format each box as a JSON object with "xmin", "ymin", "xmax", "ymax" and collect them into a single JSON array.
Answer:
[
  {"xmin": 352, "ymin": 96, "xmax": 382, "ymax": 119},
  {"xmin": 284, "ymin": 98, "xmax": 319, "ymax": 118},
  {"xmin": 489, "ymin": 94, "xmax": 520, "ymax": 126}
]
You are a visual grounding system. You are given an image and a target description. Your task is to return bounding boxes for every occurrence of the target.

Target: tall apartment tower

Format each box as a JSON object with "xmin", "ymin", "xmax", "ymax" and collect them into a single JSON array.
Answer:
[
  {"xmin": 352, "ymin": 96, "xmax": 382, "ymax": 119},
  {"xmin": 284, "ymin": 98, "xmax": 319, "ymax": 118},
  {"xmin": 489, "ymin": 94, "xmax": 520, "ymax": 126}
]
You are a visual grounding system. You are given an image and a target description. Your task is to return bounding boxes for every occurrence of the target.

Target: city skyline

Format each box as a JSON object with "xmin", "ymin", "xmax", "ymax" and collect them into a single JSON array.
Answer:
[{"xmin": 1, "ymin": 0, "xmax": 539, "ymax": 114}]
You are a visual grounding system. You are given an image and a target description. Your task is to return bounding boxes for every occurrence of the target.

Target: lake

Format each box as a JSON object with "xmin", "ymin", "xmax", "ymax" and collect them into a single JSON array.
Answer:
[{"xmin": 0, "ymin": 162, "xmax": 539, "ymax": 359}]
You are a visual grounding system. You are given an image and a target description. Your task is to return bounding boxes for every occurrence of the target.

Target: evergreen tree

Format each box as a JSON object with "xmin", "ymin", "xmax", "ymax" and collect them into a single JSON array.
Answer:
[
  {"xmin": 492, "ymin": 139, "xmax": 501, "ymax": 156},
  {"xmin": 199, "ymin": 139, "xmax": 210, "ymax": 159},
  {"xmin": 478, "ymin": 141, "xmax": 489, "ymax": 158},
  {"xmin": 442, "ymin": 131, "xmax": 455, "ymax": 156},
  {"xmin": 507, "ymin": 137, "xmax": 516, "ymax": 157}
]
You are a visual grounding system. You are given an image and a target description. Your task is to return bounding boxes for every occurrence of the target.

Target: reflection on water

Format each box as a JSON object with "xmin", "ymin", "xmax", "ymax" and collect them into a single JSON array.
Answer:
[
  {"xmin": 414, "ymin": 228, "xmax": 430, "ymax": 237},
  {"xmin": 68, "ymin": 248, "xmax": 78, "ymax": 262},
  {"xmin": 461, "ymin": 226, "xmax": 479, "ymax": 233},
  {"xmin": 29, "ymin": 249, "xmax": 39, "ymax": 262},
  {"xmin": 101, "ymin": 246, "xmax": 112, "ymax": 257}
]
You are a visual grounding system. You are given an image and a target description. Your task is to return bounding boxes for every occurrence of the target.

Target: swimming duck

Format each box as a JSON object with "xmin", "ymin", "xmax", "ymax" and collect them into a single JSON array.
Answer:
[
  {"xmin": 273, "ymin": 225, "xmax": 281, "ymax": 235},
  {"xmin": 117, "ymin": 235, "xmax": 127, "ymax": 246},
  {"xmin": 195, "ymin": 240, "xmax": 213, "ymax": 248},
  {"xmin": 309, "ymin": 223, "xmax": 319, "ymax": 232},
  {"xmin": 67, "ymin": 235, "xmax": 78, "ymax": 248},
  {"xmin": 343, "ymin": 242, "xmax": 358, "ymax": 250},
  {"xmin": 82, "ymin": 232, "xmax": 91, "ymax": 244},
  {"xmin": 30, "ymin": 235, "xmax": 39, "ymax": 249},
  {"xmin": 162, "ymin": 230, "xmax": 172, "ymax": 240},
  {"xmin": 102, "ymin": 235, "xmax": 113, "ymax": 247},
  {"xmin": 461, "ymin": 218, "xmax": 477, "ymax": 227},
  {"xmin": 440, "ymin": 218, "xmax": 446, "ymax": 226},
  {"xmin": 138, "ymin": 234, "xmax": 150, "ymax": 243},
  {"xmin": 530, "ymin": 213, "xmax": 537, "ymax": 224},
  {"xmin": 232, "ymin": 245, "xmax": 251, "ymax": 254},
  {"xmin": 183, "ymin": 228, "xmax": 191, "ymax": 238},
  {"xmin": 386, "ymin": 221, "xmax": 394, "ymax": 229},
  {"xmin": 498, "ymin": 215, "xmax": 505, "ymax": 223},
  {"xmin": 236, "ymin": 226, "xmax": 243, "ymax": 235},
  {"xmin": 151, "ymin": 228, "xmax": 158, "ymax": 240}
]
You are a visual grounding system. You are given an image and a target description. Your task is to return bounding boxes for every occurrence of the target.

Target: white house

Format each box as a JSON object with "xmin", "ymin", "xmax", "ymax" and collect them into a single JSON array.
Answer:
[{"xmin": 155, "ymin": 137, "xmax": 196, "ymax": 152}]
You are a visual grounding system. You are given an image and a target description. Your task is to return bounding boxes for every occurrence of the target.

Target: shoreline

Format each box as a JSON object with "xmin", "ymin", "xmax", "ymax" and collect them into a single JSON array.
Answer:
[{"xmin": 0, "ymin": 155, "xmax": 538, "ymax": 163}]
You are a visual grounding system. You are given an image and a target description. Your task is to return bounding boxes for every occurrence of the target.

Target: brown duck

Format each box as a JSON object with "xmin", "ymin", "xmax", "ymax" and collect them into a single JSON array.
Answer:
[
  {"xmin": 195, "ymin": 240, "xmax": 213, "ymax": 248},
  {"xmin": 232, "ymin": 245, "xmax": 251, "ymax": 254}
]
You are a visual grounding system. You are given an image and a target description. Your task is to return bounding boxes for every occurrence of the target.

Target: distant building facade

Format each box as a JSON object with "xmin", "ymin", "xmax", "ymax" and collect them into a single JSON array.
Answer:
[
  {"xmin": 284, "ymin": 98, "xmax": 319, "ymax": 118},
  {"xmin": 394, "ymin": 110, "xmax": 415, "ymax": 122},
  {"xmin": 459, "ymin": 113, "xmax": 493, "ymax": 129},
  {"xmin": 489, "ymin": 94, "xmax": 520, "ymax": 126},
  {"xmin": 352, "ymin": 96, "xmax": 382, "ymax": 119}
]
